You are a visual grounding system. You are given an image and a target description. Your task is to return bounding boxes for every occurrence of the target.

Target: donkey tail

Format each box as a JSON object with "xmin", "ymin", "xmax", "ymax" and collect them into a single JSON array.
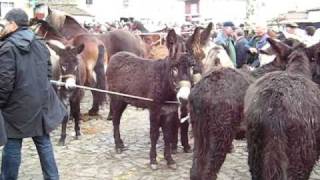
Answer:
[
  {"xmin": 94, "ymin": 45, "xmax": 107, "ymax": 104},
  {"xmin": 247, "ymin": 113, "xmax": 289, "ymax": 180},
  {"xmin": 262, "ymin": 132, "xmax": 288, "ymax": 180}
]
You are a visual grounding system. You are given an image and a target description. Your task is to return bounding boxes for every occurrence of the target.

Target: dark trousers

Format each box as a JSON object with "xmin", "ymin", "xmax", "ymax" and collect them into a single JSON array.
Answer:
[{"xmin": 0, "ymin": 134, "xmax": 59, "ymax": 180}]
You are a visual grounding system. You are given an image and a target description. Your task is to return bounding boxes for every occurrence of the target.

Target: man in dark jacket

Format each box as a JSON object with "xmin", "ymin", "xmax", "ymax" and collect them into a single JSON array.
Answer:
[
  {"xmin": 0, "ymin": 9, "xmax": 66, "ymax": 180},
  {"xmin": 0, "ymin": 111, "xmax": 6, "ymax": 146},
  {"xmin": 214, "ymin": 21, "xmax": 237, "ymax": 66},
  {"xmin": 234, "ymin": 28, "xmax": 249, "ymax": 68}
]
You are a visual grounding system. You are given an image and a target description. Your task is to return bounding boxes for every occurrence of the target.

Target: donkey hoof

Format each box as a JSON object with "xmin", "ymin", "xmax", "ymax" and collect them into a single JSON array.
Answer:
[
  {"xmin": 183, "ymin": 147, "xmax": 192, "ymax": 153},
  {"xmin": 171, "ymin": 148, "xmax": 178, "ymax": 154},
  {"xmin": 115, "ymin": 147, "xmax": 126, "ymax": 154},
  {"xmin": 150, "ymin": 164, "xmax": 158, "ymax": 170},
  {"xmin": 88, "ymin": 110, "xmax": 99, "ymax": 116},
  {"xmin": 107, "ymin": 115, "xmax": 113, "ymax": 121},
  {"xmin": 168, "ymin": 163, "xmax": 177, "ymax": 170},
  {"xmin": 58, "ymin": 140, "xmax": 66, "ymax": 146},
  {"xmin": 75, "ymin": 135, "xmax": 81, "ymax": 140}
]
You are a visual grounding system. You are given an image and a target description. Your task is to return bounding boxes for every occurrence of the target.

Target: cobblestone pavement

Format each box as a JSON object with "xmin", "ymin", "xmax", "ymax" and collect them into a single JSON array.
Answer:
[{"xmin": 1, "ymin": 93, "xmax": 320, "ymax": 180}]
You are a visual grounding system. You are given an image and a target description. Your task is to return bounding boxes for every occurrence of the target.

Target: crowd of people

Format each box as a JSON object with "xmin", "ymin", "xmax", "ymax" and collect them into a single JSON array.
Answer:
[
  {"xmin": 84, "ymin": 18, "xmax": 320, "ymax": 70},
  {"xmin": 213, "ymin": 21, "xmax": 320, "ymax": 69}
]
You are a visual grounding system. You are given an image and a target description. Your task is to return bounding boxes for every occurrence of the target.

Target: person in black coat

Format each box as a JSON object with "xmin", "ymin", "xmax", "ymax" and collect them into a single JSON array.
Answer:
[
  {"xmin": 0, "ymin": 9, "xmax": 67, "ymax": 180},
  {"xmin": 0, "ymin": 110, "xmax": 6, "ymax": 146},
  {"xmin": 234, "ymin": 28, "xmax": 250, "ymax": 68}
]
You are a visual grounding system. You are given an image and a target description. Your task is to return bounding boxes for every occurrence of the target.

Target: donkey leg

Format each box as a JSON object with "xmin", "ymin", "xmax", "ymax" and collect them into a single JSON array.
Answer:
[
  {"xmin": 58, "ymin": 116, "xmax": 68, "ymax": 146},
  {"xmin": 88, "ymin": 91, "xmax": 100, "ymax": 116},
  {"xmin": 106, "ymin": 103, "xmax": 113, "ymax": 121},
  {"xmin": 171, "ymin": 112, "xmax": 179, "ymax": 154},
  {"xmin": 149, "ymin": 110, "xmax": 161, "ymax": 170},
  {"xmin": 89, "ymin": 45, "xmax": 107, "ymax": 116},
  {"xmin": 71, "ymin": 98, "xmax": 82, "ymax": 140},
  {"xmin": 202, "ymin": 128, "xmax": 234, "ymax": 180},
  {"xmin": 111, "ymin": 99, "xmax": 127, "ymax": 153},
  {"xmin": 247, "ymin": 126, "xmax": 264, "ymax": 180},
  {"xmin": 181, "ymin": 121, "xmax": 191, "ymax": 153},
  {"xmin": 162, "ymin": 114, "xmax": 176, "ymax": 169}
]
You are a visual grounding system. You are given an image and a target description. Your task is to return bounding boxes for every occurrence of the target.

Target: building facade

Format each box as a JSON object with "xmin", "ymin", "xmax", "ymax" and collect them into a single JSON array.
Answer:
[
  {"xmin": 184, "ymin": 0, "xmax": 247, "ymax": 25},
  {"xmin": 0, "ymin": 0, "xmax": 34, "ymax": 18},
  {"xmin": 76, "ymin": 0, "xmax": 186, "ymax": 24}
]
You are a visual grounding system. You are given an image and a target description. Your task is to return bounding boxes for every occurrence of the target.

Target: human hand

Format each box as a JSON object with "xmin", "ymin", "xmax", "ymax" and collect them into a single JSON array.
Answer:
[{"xmin": 249, "ymin": 48, "xmax": 258, "ymax": 54}]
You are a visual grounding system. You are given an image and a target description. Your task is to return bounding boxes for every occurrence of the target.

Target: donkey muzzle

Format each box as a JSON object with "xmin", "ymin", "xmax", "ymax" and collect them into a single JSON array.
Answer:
[
  {"xmin": 177, "ymin": 80, "xmax": 191, "ymax": 103},
  {"xmin": 65, "ymin": 78, "xmax": 76, "ymax": 90}
]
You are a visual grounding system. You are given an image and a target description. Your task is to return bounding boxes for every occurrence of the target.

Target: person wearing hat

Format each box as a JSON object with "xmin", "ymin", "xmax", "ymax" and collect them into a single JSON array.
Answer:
[
  {"xmin": 214, "ymin": 21, "xmax": 237, "ymax": 65},
  {"xmin": 304, "ymin": 25, "xmax": 319, "ymax": 47},
  {"xmin": 0, "ymin": 8, "xmax": 67, "ymax": 180},
  {"xmin": 278, "ymin": 22, "xmax": 305, "ymax": 43}
]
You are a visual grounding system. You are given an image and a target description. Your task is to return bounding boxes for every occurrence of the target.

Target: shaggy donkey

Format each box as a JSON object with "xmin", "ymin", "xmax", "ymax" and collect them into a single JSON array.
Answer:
[
  {"xmin": 245, "ymin": 40, "xmax": 320, "ymax": 180},
  {"xmin": 188, "ymin": 37, "xmax": 300, "ymax": 180}
]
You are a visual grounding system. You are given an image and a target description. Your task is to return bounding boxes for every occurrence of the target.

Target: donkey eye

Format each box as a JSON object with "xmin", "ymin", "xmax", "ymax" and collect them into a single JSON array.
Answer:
[
  {"xmin": 172, "ymin": 67, "xmax": 178, "ymax": 77},
  {"xmin": 190, "ymin": 67, "xmax": 194, "ymax": 75},
  {"xmin": 61, "ymin": 66, "xmax": 67, "ymax": 72}
]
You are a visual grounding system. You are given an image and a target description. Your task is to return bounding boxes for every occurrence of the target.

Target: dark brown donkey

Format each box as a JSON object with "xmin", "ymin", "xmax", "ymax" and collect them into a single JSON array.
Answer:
[
  {"xmin": 107, "ymin": 29, "xmax": 198, "ymax": 170},
  {"xmin": 245, "ymin": 40, "xmax": 320, "ymax": 180},
  {"xmin": 187, "ymin": 36, "xmax": 296, "ymax": 179},
  {"xmin": 46, "ymin": 41, "xmax": 96, "ymax": 146}
]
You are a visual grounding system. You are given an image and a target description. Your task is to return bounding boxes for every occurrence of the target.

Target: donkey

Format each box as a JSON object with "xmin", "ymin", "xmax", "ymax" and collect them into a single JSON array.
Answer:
[
  {"xmin": 106, "ymin": 29, "xmax": 198, "ymax": 170},
  {"xmin": 188, "ymin": 35, "xmax": 299, "ymax": 179},
  {"xmin": 244, "ymin": 39, "xmax": 320, "ymax": 180},
  {"xmin": 47, "ymin": 41, "xmax": 102, "ymax": 145}
]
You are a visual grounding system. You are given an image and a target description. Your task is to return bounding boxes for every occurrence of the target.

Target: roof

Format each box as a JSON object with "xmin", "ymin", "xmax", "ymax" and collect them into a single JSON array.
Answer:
[
  {"xmin": 50, "ymin": 4, "xmax": 94, "ymax": 17},
  {"xmin": 307, "ymin": 8, "xmax": 320, "ymax": 12},
  {"xmin": 36, "ymin": 3, "xmax": 94, "ymax": 17}
]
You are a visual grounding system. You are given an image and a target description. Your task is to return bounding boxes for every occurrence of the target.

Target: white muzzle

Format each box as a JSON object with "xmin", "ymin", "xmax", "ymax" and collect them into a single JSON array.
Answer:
[
  {"xmin": 65, "ymin": 78, "xmax": 76, "ymax": 89},
  {"xmin": 176, "ymin": 80, "xmax": 191, "ymax": 102}
]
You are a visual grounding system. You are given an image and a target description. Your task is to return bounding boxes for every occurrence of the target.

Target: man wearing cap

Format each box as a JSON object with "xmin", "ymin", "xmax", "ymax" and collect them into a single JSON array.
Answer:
[
  {"xmin": 214, "ymin": 21, "xmax": 237, "ymax": 65},
  {"xmin": 0, "ymin": 8, "xmax": 66, "ymax": 180},
  {"xmin": 278, "ymin": 22, "xmax": 304, "ymax": 43}
]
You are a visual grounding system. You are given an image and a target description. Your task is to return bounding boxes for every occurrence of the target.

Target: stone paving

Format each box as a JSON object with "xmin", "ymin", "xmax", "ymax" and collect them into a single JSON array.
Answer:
[{"xmin": 1, "ymin": 93, "xmax": 320, "ymax": 180}]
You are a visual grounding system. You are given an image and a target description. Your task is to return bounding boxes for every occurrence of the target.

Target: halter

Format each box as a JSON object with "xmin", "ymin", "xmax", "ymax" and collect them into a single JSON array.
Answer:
[{"xmin": 59, "ymin": 74, "xmax": 76, "ymax": 81}]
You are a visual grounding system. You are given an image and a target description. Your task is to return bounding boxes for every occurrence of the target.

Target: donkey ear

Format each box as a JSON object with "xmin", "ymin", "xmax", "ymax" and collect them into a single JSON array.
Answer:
[
  {"xmin": 72, "ymin": 44, "xmax": 85, "ymax": 55},
  {"xmin": 166, "ymin": 29, "xmax": 177, "ymax": 48},
  {"xmin": 200, "ymin": 22, "xmax": 213, "ymax": 45},
  {"xmin": 306, "ymin": 41, "xmax": 320, "ymax": 60},
  {"xmin": 48, "ymin": 7, "xmax": 52, "ymax": 15},
  {"xmin": 189, "ymin": 27, "xmax": 201, "ymax": 45},
  {"xmin": 267, "ymin": 38, "xmax": 291, "ymax": 58},
  {"xmin": 47, "ymin": 42, "xmax": 64, "ymax": 56}
]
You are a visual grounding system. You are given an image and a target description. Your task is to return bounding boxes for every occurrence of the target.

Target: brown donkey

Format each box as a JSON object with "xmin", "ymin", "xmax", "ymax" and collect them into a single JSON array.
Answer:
[
  {"xmin": 245, "ymin": 40, "xmax": 320, "ymax": 180},
  {"xmin": 188, "ymin": 37, "xmax": 297, "ymax": 180},
  {"xmin": 107, "ymin": 29, "xmax": 198, "ymax": 170}
]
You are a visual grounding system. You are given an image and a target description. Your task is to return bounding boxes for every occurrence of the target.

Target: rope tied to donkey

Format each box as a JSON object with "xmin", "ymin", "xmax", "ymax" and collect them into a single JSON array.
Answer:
[{"xmin": 50, "ymin": 80, "xmax": 180, "ymax": 105}]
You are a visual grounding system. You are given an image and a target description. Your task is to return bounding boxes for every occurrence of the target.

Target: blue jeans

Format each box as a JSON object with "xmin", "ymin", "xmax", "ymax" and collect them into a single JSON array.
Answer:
[{"xmin": 0, "ymin": 134, "xmax": 59, "ymax": 180}]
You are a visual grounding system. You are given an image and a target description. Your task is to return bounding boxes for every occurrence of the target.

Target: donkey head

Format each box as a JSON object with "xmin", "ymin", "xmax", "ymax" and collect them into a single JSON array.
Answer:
[
  {"xmin": 186, "ymin": 22, "xmax": 213, "ymax": 62},
  {"xmin": 265, "ymin": 38, "xmax": 320, "ymax": 81},
  {"xmin": 47, "ymin": 42, "xmax": 84, "ymax": 93},
  {"xmin": 165, "ymin": 29, "xmax": 201, "ymax": 103}
]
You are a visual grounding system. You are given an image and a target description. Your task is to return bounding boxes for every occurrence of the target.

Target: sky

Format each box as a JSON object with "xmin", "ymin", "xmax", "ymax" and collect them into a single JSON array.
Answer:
[
  {"xmin": 256, "ymin": 0, "xmax": 320, "ymax": 19},
  {"xmin": 76, "ymin": 0, "xmax": 320, "ymax": 24}
]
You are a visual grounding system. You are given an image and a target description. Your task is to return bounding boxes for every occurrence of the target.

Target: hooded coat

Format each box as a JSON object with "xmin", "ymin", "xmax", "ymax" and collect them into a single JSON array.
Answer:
[{"xmin": 0, "ymin": 27, "xmax": 67, "ymax": 139}]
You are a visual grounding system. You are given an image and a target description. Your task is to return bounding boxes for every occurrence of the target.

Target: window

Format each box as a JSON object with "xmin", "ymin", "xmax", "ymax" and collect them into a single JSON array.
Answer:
[
  {"xmin": 0, "ymin": 2, "xmax": 14, "ymax": 17},
  {"xmin": 86, "ymin": 0, "xmax": 93, "ymax": 5}
]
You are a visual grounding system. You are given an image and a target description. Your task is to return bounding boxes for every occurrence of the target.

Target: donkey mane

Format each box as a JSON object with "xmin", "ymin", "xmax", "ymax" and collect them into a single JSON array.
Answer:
[
  {"xmin": 287, "ymin": 51, "xmax": 312, "ymax": 78},
  {"xmin": 31, "ymin": 19, "xmax": 66, "ymax": 41}
]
